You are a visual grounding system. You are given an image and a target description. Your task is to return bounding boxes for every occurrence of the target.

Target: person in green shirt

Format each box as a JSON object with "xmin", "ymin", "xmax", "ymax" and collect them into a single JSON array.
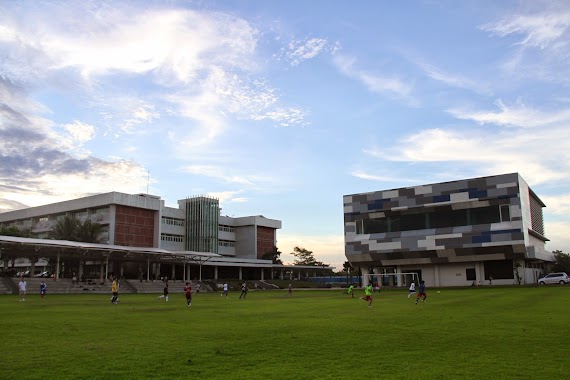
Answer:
[
  {"xmin": 347, "ymin": 284, "xmax": 355, "ymax": 298},
  {"xmin": 360, "ymin": 283, "xmax": 373, "ymax": 307}
]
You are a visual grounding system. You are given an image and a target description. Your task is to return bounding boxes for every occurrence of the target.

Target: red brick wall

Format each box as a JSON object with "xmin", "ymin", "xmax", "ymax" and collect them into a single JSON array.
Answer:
[
  {"xmin": 257, "ymin": 226, "xmax": 276, "ymax": 259},
  {"xmin": 114, "ymin": 205, "xmax": 155, "ymax": 247}
]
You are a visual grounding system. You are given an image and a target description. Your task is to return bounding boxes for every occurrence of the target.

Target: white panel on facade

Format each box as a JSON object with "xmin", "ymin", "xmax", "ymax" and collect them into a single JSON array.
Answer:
[
  {"xmin": 382, "ymin": 190, "xmax": 399, "ymax": 198},
  {"xmin": 450, "ymin": 192, "xmax": 470, "ymax": 202},
  {"xmin": 497, "ymin": 182, "xmax": 517, "ymax": 188},
  {"xmin": 414, "ymin": 185, "xmax": 432, "ymax": 195},
  {"xmin": 343, "ymin": 205, "xmax": 354, "ymax": 213},
  {"xmin": 368, "ymin": 241, "xmax": 402, "ymax": 251}
]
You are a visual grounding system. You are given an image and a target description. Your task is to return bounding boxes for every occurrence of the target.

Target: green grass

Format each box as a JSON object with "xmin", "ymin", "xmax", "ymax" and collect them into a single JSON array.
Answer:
[{"xmin": 1, "ymin": 287, "xmax": 569, "ymax": 379}]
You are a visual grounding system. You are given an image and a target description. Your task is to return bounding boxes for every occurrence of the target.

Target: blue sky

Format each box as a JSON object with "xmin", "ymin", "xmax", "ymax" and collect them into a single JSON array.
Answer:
[{"xmin": 1, "ymin": 0, "xmax": 570, "ymax": 269}]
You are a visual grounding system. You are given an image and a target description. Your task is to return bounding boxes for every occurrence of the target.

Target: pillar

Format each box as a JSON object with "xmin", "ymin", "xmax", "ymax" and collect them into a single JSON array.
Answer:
[
  {"xmin": 171, "ymin": 265, "xmax": 175, "ymax": 281},
  {"xmin": 297, "ymin": 271, "xmax": 301, "ymax": 280},
  {"xmin": 280, "ymin": 269, "xmax": 284, "ymax": 280},
  {"xmin": 99, "ymin": 262, "xmax": 104, "ymax": 283},
  {"xmin": 55, "ymin": 253, "xmax": 61, "ymax": 282},
  {"xmin": 78, "ymin": 261, "xmax": 84, "ymax": 280},
  {"xmin": 147, "ymin": 258, "xmax": 150, "ymax": 281},
  {"xmin": 30, "ymin": 256, "xmax": 36, "ymax": 278},
  {"xmin": 261, "ymin": 269, "xmax": 264, "ymax": 281},
  {"xmin": 105, "ymin": 256, "xmax": 109, "ymax": 283},
  {"xmin": 214, "ymin": 266, "xmax": 218, "ymax": 280},
  {"xmin": 239, "ymin": 267, "xmax": 243, "ymax": 280},
  {"xmin": 396, "ymin": 266, "xmax": 403, "ymax": 287},
  {"xmin": 361, "ymin": 267, "xmax": 370, "ymax": 287},
  {"xmin": 289, "ymin": 270, "xmax": 292, "ymax": 280}
]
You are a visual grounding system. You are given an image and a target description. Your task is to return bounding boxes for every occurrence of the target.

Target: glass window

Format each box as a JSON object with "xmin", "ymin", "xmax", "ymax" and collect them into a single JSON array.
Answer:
[{"xmin": 500, "ymin": 204, "xmax": 510, "ymax": 222}]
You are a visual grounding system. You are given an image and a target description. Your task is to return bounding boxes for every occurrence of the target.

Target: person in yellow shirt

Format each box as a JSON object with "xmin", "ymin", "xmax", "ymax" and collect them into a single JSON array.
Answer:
[
  {"xmin": 111, "ymin": 277, "xmax": 119, "ymax": 304},
  {"xmin": 359, "ymin": 283, "xmax": 373, "ymax": 307}
]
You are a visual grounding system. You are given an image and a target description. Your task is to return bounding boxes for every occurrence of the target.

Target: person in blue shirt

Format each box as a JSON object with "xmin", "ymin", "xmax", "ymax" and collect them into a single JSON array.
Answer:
[
  {"xmin": 415, "ymin": 281, "xmax": 427, "ymax": 305},
  {"xmin": 40, "ymin": 281, "xmax": 47, "ymax": 299}
]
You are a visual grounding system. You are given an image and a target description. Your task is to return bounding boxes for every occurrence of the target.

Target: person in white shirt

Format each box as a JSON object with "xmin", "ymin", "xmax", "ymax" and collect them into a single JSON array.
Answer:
[
  {"xmin": 18, "ymin": 279, "xmax": 27, "ymax": 301},
  {"xmin": 408, "ymin": 282, "xmax": 416, "ymax": 299},
  {"xmin": 222, "ymin": 282, "xmax": 228, "ymax": 297}
]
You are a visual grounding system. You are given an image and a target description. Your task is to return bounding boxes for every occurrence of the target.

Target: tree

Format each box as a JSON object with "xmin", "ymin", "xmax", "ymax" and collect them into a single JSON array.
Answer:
[
  {"xmin": 290, "ymin": 246, "xmax": 329, "ymax": 267},
  {"xmin": 76, "ymin": 220, "xmax": 104, "ymax": 243},
  {"xmin": 261, "ymin": 246, "xmax": 283, "ymax": 265},
  {"xmin": 342, "ymin": 261, "xmax": 353, "ymax": 273},
  {"xmin": 49, "ymin": 217, "xmax": 80, "ymax": 241},
  {"xmin": 551, "ymin": 250, "xmax": 570, "ymax": 273}
]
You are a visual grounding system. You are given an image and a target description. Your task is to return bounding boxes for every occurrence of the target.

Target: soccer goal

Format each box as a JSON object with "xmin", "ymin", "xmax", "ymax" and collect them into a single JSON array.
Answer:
[{"xmin": 366, "ymin": 272, "xmax": 421, "ymax": 287}]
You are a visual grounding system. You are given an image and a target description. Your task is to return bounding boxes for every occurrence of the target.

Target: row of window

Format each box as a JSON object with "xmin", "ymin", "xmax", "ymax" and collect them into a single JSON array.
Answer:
[
  {"xmin": 356, "ymin": 205, "xmax": 511, "ymax": 234},
  {"xmin": 162, "ymin": 217, "xmax": 184, "ymax": 226},
  {"xmin": 160, "ymin": 234, "xmax": 183, "ymax": 242},
  {"xmin": 219, "ymin": 240, "xmax": 235, "ymax": 247},
  {"xmin": 219, "ymin": 225, "xmax": 235, "ymax": 233}
]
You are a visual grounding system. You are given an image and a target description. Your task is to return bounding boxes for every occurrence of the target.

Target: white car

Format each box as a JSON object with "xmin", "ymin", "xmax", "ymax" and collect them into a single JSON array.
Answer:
[{"xmin": 538, "ymin": 272, "xmax": 570, "ymax": 285}]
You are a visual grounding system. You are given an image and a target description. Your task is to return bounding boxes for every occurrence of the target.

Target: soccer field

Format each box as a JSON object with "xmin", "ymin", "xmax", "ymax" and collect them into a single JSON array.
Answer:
[{"xmin": 1, "ymin": 287, "xmax": 568, "ymax": 379}]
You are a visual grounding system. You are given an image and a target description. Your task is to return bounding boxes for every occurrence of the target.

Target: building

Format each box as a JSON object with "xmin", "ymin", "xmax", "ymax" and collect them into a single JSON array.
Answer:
[
  {"xmin": 0, "ymin": 192, "xmax": 327, "ymax": 281},
  {"xmin": 343, "ymin": 173, "xmax": 553, "ymax": 287}
]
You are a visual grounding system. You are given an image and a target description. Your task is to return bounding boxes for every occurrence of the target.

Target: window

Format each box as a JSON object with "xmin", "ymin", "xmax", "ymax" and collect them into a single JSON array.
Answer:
[
  {"xmin": 466, "ymin": 268, "xmax": 476, "ymax": 281},
  {"xmin": 500, "ymin": 205, "xmax": 510, "ymax": 222},
  {"xmin": 219, "ymin": 225, "xmax": 235, "ymax": 233},
  {"xmin": 162, "ymin": 217, "xmax": 184, "ymax": 226},
  {"xmin": 160, "ymin": 234, "xmax": 183, "ymax": 242},
  {"xmin": 219, "ymin": 240, "xmax": 235, "ymax": 247}
]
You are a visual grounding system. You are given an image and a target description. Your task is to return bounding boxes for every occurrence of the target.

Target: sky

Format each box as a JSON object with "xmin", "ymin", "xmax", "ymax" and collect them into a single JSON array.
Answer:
[{"xmin": 1, "ymin": 0, "xmax": 570, "ymax": 270}]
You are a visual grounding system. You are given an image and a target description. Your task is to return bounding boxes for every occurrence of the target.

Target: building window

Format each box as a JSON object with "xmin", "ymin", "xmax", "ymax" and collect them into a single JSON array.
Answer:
[
  {"xmin": 162, "ymin": 217, "xmax": 184, "ymax": 226},
  {"xmin": 160, "ymin": 234, "xmax": 183, "ymax": 242},
  {"xmin": 499, "ymin": 205, "xmax": 510, "ymax": 222},
  {"xmin": 466, "ymin": 268, "xmax": 476, "ymax": 281},
  {"xmin": 219, "ymin": 240, "xmax": 235, "ymax": 247},
  {"xmin": 219, "ymin": 225, "xmax": 235, "ymax": 233}
]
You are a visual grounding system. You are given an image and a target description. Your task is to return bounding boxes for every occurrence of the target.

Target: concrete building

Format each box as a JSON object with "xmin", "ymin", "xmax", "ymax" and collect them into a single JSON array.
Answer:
[
  {"xmin": 0, "ymin": 192, "xmax": 328, "ymax": 281},
  {"xmin": 343, "ymin": 173, "xmax": 553, "ymax": 287}
]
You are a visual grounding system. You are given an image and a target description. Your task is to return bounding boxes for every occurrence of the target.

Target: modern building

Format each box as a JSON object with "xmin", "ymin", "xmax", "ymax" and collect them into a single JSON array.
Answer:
[
  {"xmin": 343, "ymin": 173, "xmax": 553, "ymax": 287},
  {"xmin": 0, "ymin": 192, "xmax": 328, "ymax": 281}
]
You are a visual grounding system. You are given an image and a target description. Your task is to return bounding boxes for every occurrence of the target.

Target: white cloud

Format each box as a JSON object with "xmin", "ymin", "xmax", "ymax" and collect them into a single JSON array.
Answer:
[
  {"xmin": 542, "ymin": 194, "xmax": 570, "ymax": 216},
  {"xmin": 182, "ymin": 165, "xmax": 254, "ymax": 186},
  {"xmin": 544, "ymin": 221, "xmax": 570, "ymax": 253},
  {"xmin": 62, "ymin": 121, "xmax": 95, "ymax": 143},
  {"xmin": 285, "ymin": 37, "xmax": 329, "ymax": 66},
  {"xmin": 481, "ymin": 12, "xmax": 570, "ymax": 49},
  {"xmin": 333, "ymin": 54, "xmax": 414, "ymax": 101},
  {"xmin": 419, "ymin": 62, "xmax": 492, "ymax": 95},
  {"xmin": 206, "ymin": 190, "xmax": 247, "ymax": 204}
]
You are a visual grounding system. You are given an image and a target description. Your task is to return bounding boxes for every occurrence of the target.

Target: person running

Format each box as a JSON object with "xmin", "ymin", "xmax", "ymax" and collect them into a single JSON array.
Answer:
[
  {"xmin": 158, "ymin": 282, "xmax": 169, "ymax": 302},
  {"xmin": 360, "ymin": 283, "xmax": 373, "ymax": 307},
  {"xmin": 287, "ymin": 282, "xmax": 293, "ymax": 296},
  {"xmin": 18, "ymin": 278, "xmax": 27, "ymax": 302},
  {"xmin": 415, "ymin": 281, "xmax": 427, "ymax": 305},
  {"xmin": 40, "ymin": 280, "xmax": 47, "ymax": 299},
  {"xmin": 184, "ymin": 282, "xmax": 192, "ymax": 306},
  {"xmin": 408, "ymin": 281, "xmax": 416, "ymax": 299},
  {"xmin": 111, "ymin": 277, "xmax": 119, "ymax": 304},
  {"xmin": 239, "ymin": 281, "xmax": 248, "ymax": 299},
  {"xmin": 347, "ymin": 283, "xmax": 355, "ymax": 298},
  {"xmin": 222, "ymin": 282, "xmax": 228, "ymax": 297}
]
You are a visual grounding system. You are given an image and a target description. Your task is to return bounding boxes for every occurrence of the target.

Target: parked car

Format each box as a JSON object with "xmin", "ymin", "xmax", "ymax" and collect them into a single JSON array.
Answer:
[
  {"xmin": 34, "ymin": 271, "xmax": 50, "ymax": 278},
  {"xmin": 537, "ymin": 272, "xmax": 570, "ymax": 285}
]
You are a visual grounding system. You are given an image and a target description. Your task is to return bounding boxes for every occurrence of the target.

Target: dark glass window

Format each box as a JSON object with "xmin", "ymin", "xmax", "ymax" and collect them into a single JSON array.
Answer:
[
  {"xmin": 471, "ymin": 206, "xmax": 500, "ymax": 225},
  {"xmin": 466, "ymin": 268, "xmax": 476, "ymax": 281},
  {"xmin": 363, "ymin": 218, "xmax": 388, "ymax": 234},
  {"xmin": 500, "ymin": 204, "xmax": 510, "ymax": 222}
]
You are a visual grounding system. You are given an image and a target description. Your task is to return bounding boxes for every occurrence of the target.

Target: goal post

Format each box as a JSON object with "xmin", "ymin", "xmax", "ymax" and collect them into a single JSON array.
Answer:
[{"xmin": 366, "ymin": 272, "xmax": 421, "ymax": 288}]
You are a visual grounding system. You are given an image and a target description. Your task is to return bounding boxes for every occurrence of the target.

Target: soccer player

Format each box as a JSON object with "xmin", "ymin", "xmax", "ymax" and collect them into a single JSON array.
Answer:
[
  {"xmin": 184, "ymin": 282, "xmax": 192, "ymax": 306},
  {"xmin": 408, "ymin": 281, "xmax": 416, "ymax": 298},
  {"xmin": 415, "ymin": 281, "xmax": 427, "ymax": 304},
  {"xmin": 287, "ymin": 282, "xmax": 293, "ymax": 296},
  {"xmin": 360, "ymin": 283, "xmax": 373, "ymax": 307},
  {"xmin": 158, "ymin": 282, "xmax": 169, "ymax": 302},
  {"xmin": 347, "ymin": 283, "xmax": 355, "ymax": 298},
  {"xmin": 239, "ymin": 281, "xmax": 248, "ymax": 299},
  {"xmin": 40, "ymin": 280, "xmax": 47, "ymax": 299},
  {"xmin": 111, "ymin": 277, "xmax": 119, "ymax": 304},
  {"xmin": 222, "ymin": 282, "xmax": 228, "ymax": 297},
  {"xmin": 18, "ymin": 278, "xmax": 27, "ymax": 302}
]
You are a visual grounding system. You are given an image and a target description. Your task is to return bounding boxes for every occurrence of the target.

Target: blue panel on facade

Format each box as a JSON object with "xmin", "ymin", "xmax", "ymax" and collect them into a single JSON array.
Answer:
[
  {"xmin": 432, "ymin": 194, "xmax": 450, "ymax": 203},
  {"xmin": 367, "ymin": 199, "xmax": 384, "ymax": 211},
  {"xmin": 468, "ymin": 189, "xmax": 488, "ymax": 199},
  {"xmin": 472, "ymin": 235, "xmax": 492, "ymax": 243}
]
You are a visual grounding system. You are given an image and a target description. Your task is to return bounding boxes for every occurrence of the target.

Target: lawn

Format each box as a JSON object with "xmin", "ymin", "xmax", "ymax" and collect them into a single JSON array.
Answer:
[{"xmin": 1, "ymin": 286, "xmax": 568, "ymax": 379}]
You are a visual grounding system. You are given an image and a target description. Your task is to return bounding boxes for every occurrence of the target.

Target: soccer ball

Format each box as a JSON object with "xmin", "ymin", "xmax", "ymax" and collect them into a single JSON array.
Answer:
[{"xmin": 437, "ymin": 291, "xmax": 441, "ymax": 294}]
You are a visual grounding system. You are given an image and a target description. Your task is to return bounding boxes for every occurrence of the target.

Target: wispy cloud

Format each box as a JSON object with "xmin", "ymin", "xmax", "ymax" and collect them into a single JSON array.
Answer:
[
  {"xmin": 61, "ymin": 121, "xmax": 95, "ymax": 144},
  {"xmin": 182, "ymin": 165, "xmax": 254, "ymax": 186},
  {"xmin": 333, "ymin": 54, "xmax": 415, "ymax": 102},
  {"xmin": 281, "ymin": 37, "xmax": 330, "ymax": 66},
  {"xmin": 207, "ymin": 190, "xmax": 248, "ymax": 204},
  {"xmin": 419, "ymin": 62, "xmax": 492, "ymax": 95}
]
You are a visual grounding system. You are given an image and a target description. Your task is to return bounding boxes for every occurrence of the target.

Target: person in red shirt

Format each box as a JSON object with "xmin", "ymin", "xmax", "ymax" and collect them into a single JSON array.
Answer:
[{"xmin": 184, "ymin": 282, "xmax": 192, "ymax": 306}]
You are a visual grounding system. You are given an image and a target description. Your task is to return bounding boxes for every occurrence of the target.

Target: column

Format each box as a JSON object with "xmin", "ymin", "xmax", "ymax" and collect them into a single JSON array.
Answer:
[
  {"xmin": 147, "ymin": 257, "xmax": 150, "ymax": 282},
  {"xmin": 261, "ymin": 269, "xmax": 264, "ymax": 281},
  {"xmin": 105, "ymin": 256, "xmax": 109, "ymax": 283},
  {"xmin": 99, "ymin": 262, "xmax": 104, "ymax": 283},
  {"xmin": 396, "ymin": 266, "xmax": 403, "ymax": 287},
  {"xmin": 78, "ymin": 261, "xmax": 84, "ymax": 281},
  {"xmin": 55, "ymin": 253, "xmax": 61, "ymax": 282},
  {"xmin": 289, "ymin": 270, "xmax": 292, "ymax": 280},
  {"xmin": 361, "ymin": 267, "xmax": 370, "ymax": 287},
  {"xmin": 214, "ymin": 266, "xmax": 218, "ymax": 280},
  {"xmin": 171, "ymin": 265, "xmax": 175, "ymax": 281},
  {"xmin": 183, "ymin": 263, "xmax": 186, "ymax": 282},
  {"xmin": 238, "ymin": 267, "xmax": 242, "ymax": 280},
  {"xmin": 297, "ymin": 271, "xmax": 301, "ymax": 280}
]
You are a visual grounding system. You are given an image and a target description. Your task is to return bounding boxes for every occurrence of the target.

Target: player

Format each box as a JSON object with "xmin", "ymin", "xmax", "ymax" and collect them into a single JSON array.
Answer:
[
  {"xmin": 360, "ymin": 283, "xmax": 373, "ymax": 307},
  {"xmin": 347, "ymin": 283, "xmax": 355, "ymax": 298},
  {"xmin": 111, "ymin": 277, "xmax": 119, "ymax": 304},
  {"xmin": 40, "ymin": 280, "xmax": 47, "ymax": 299},
  {"xmin": 415, "ymin": 281, "xmax": 427, "ymax": 304},
  {"xmin": 184, "ymin": 282, "xmax": 192, "ymax": 306},
  {"xmin": 239, "ymin": 281, "xmax": 248, "ymax": 299},
  {"xmin": 158, "ymin": 282, "xmax": 169, "ymax": 302},
  {"xmin": 287, "ymin": 282, "xmax": 293, "ymax": 296},
  {"xmin": 222, "ymin": 282, "xmax": 228, "ymax": 297},
  {"xmin": 408, "ymin": 281, "xmax": 416, "ymax": 298},
  {"xmin": 18, "ymin": 278, "xmax": 27, "ymax": 302}
]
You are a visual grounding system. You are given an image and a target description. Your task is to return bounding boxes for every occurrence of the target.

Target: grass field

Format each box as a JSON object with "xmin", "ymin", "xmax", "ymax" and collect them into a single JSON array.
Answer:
[{"xmin": 1, "ymin": 286, "xmax": 569, "ymax": 379}]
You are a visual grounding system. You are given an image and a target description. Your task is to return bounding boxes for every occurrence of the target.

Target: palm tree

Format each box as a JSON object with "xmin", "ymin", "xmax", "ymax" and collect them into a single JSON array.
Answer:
[
  {"xmin": 76, "ymin": 220, "xmax": 103, "ymax": 243},
  {"xmin": 49, "ymin": 217, "xmax": 80, "ymax": 241}
]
